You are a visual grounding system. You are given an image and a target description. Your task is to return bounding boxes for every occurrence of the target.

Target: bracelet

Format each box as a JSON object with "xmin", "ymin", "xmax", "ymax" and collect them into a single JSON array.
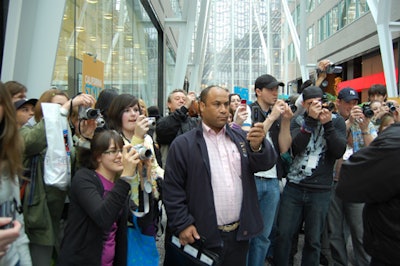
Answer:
[
  {"xmin": 250, "ymin": 144, "xmax": 262, "ymax": 152},
  {"xmin": 361, "ymin": 131, "xmax": 370, "ymax": 135}
]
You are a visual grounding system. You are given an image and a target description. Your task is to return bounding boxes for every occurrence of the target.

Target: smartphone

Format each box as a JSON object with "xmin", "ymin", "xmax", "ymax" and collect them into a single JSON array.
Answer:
[
  {"xmin": 0, "ymin": 200, "xmax": 16, "ymax": 229},
  {"xmin": 251, "ymin": 105, "xmax": 261, "ymax": 126},
  {"xmin": 241, "ymin": 99, "xmax": 247, "ymax": 105}
]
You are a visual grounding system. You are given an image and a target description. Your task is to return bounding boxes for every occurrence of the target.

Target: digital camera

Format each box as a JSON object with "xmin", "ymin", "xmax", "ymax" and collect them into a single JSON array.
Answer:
[
  {"xmin": 326, "ymin": 63, "xmax": 343, "ymax": 74},
  {"xmin": 321, "ymin": 95, "xmax": 335, "ymax": 111},
  {"xmin": 285, "ymin": 99, "xmax": 297, "ymax": 113},
  {"xmin": 133, "ymin": 144, "xmax": 152, "ymax": 160},
  {"xmin": 386, "ymin": 102, "xmax": 397, "ymax": 113},
  {"xmin": 148, "ymin": 117, "xmax": 156, "ymax": 127},
  {"xmin": 362, "ymin": 103, "xmax": 374, "ymax": 118},
  {"xmin": 78, "ymin": 106, "xmax": 102, "ymax": 120}
]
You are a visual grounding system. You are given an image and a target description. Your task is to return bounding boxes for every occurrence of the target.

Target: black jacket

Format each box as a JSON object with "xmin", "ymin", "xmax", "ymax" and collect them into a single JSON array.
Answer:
[
  {"xmin": 58, "ymin": 168, "xmax": 130, "ymax": 266},
  {"xmin": 156, "ymin": 106, "xmax": 200, "ymax": 145},
  {"xmin": 336, "ymin": 123, "xmax": 400, "ymax": 264},
  {"xmin": 163, "ymin": 124, "xmax": 277, "ymax": 249}
]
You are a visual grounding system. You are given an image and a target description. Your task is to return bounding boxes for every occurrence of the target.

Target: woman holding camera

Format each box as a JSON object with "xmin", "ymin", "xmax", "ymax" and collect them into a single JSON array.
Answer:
[
  {"xmin": 58, "ymin": 130, "xmax": 140, "ymax": 265},
  {"xmin": 108, "ymin": 94, "xmax": 163, "ymax": 231},
  {"xmin": 0, "ymin": 82, "xmax": 31, "ymax": 266},
  {"xmin": 19, "ymin": 89, "xmax": 95, "ymax": 266}
]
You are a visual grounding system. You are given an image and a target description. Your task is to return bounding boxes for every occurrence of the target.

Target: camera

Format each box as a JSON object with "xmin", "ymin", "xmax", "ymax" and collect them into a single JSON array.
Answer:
[
  {"xmin": 321, "ymin": 95, "xmax": 335, "ymax": 111},
  {"xmin": 251, "ymin": 106, "xmax": 265, "ymax": 125},
  {"xmin": 0, "ymin": 199, "xmax": 17, "ymax": 229},
  {"xmin": 285, "ymin": 99, "xmax": 297, "ymax": 113},
  {"xmin": 326, "ymin": 63, "xmax": 343, "ymax": 74},
  {"xmin": 133, "ymin": 144, "xmax": 152, "ymax": 160},
  {"xmin": 78, "ymin": 106, "xmax": 102, "ymax": 120},
  {"xmin": 386, "ymin": 102, "xmax": 397, "ymax": 113},
  {"xmin": 147, "ymin": 117, "xmax": 156, "ymax": 127},
  {"xmin": 362, "ymin": 103, "xmax": 374, "ymax": 118}
]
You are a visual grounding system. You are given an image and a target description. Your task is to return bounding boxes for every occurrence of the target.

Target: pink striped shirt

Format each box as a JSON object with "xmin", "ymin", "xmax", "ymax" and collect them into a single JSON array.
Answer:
[{"xmin": 202, "ymin": 122, "xmax": 242, "ymax": 225}]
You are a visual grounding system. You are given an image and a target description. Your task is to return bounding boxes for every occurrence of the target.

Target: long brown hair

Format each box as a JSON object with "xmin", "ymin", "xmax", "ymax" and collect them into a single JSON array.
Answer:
[
  {"xmin": 0, "ymin": 82, "xmax": 24, "ymax": 178},
  {"xmin": 34, "ymin": 88, "xmax": 69, "ymax": 122}
]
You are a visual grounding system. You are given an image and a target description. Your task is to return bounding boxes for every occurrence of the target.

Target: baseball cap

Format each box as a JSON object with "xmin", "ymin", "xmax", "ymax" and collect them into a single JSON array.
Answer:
[
  {"xmin": 255, "ymin": 74, "xmax": 284, "ymax": 90},
  {"xmin": 14, "ymin": 98, "xmax": 38, "ymax": 110},
  {"xmin": 302, "ymin": 86, "xmax": 323, "ymax": 101},
  {"xmin": 338, "ymin": 87, "xmax": 359, "ymax": 102}
]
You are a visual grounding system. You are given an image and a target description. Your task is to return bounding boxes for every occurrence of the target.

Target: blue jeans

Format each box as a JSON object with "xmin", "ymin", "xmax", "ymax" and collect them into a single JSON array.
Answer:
[
  {"xmin": 274, "ymin": 184, "xmax": 332, "ymax": 266},
  {"xmin": 247, "ymin": 178, "xmax": 280, "ymax": 266}
]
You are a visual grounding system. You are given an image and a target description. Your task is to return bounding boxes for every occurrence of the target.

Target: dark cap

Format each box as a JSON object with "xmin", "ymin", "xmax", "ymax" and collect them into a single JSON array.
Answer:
[
  {"xmin": 255, "ymin": 74, "xmax": 284, "ymax": 90},
  {"xmin": 338, "ymin": 87, "xmax": 359, "ymax": 102},
  {"xmin": 302, "ymin": 86, "xmax": 323, "ymax": 101},
  {"xmin": 14, "ymin": 98, "xmax": 38, "ymax": 110}
]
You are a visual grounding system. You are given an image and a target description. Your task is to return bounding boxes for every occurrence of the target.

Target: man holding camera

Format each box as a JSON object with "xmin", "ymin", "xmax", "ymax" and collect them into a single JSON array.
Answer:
[
  {"xmin": 328, "ymin": 87, "xmax": 374, "ymax": 266},
  {"xmin": 163, "ymin": 85, "xmax": 277, "ymax": 266},
  {"xmin": 245, "ymin": 74, "xmax": 293, "ymax": 266},
  {"xmin": 274, "ymin": 86, "xmax": 346, "ymax": 266}
]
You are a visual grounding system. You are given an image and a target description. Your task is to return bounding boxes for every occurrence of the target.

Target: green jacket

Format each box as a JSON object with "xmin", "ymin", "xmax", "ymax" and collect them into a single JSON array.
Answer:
[{"xmin": 20, "ymin": 119, "xmax": 75, "ymax": 246}]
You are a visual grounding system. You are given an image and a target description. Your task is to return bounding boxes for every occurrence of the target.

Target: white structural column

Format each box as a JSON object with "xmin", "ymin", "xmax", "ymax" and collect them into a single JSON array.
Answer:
[
  {"xmin": 189, "ymin": 0, "xmax": 211, "ymax": 91},
  {"xmin": 281, "ymin": 0, "xmax": 308, "ymax": 82},
  {"xmin": 166, "ymin": 1, "xmax": 198, "ymax": 91},
  {"xmin": 367, "ymin": 0, "xmax": 399, "ymax": 97},
  {"xmin": 1, "ymin": 0, "xmax": 66, "ymax": 98}
]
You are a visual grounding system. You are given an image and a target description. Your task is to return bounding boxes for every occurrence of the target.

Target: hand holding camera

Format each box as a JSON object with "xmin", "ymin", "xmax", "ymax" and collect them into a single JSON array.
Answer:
[
  {"xmin": 0, "ymin": 218, "xmax": 21, "ymax": 258},
  {"xmin": 120, "ymin": 144, "xmax": 141, "ymax": 179},
  {"xmin": 233, "ymin": 101, "xmax": 248, "ymax": 125},
  {"xmin": 134, "ymin": 115, "xmax": 150, "ymax": 139}
]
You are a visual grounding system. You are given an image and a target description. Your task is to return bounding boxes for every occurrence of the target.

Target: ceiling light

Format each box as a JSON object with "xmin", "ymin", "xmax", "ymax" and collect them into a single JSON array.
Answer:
[
  {"xmin": 103, "ymin": 13, "xmax": 113, "ymax": 20},
  {"xmin": 87, "ymin": 0, "xmax": 98, "ymax": 3},
  {"xmin": 75, "ymin": 26, "xmax": 85, "ymax": 32}
]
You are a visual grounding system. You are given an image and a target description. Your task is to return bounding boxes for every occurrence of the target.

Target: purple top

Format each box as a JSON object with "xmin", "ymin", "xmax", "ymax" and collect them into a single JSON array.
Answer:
[{"xmin": 98, "ymin": 173, "xmax": 118, "ymax": 266}]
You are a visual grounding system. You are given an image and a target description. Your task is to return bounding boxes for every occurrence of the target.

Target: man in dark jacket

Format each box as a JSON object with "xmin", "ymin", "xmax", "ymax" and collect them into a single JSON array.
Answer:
[
  {"xmin": 274, "ymin": 86, "xmax": 347, "ymax": 266},
  {"xmin": 155, "ymin": 89, "xmax": 200, "ymax": 166},
  {"xmin": 163, "ymin": 85, "xmax": 277, "ymax": 266},
  {"xmin": 336, "ymin": 122, "xmax": 400, "ymax": 266}
]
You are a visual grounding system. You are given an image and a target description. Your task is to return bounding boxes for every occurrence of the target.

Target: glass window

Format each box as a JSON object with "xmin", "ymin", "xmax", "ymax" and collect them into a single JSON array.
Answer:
[
  {"xmin": 53, "ymin": 0, "xmax": 159, "ymax": 106},
  {"xmin": 307, "ymin": 25, "xmax": 314, "ymax": 50},
  {"xmin": 318, "ymin": 17, "xmax": 326, "ymax": 42}
]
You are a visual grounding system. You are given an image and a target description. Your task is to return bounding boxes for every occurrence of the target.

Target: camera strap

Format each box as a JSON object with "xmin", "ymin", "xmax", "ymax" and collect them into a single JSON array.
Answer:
[{"xmin": 131, "ymin": 165, "xmax": 152, "ymax": 218}]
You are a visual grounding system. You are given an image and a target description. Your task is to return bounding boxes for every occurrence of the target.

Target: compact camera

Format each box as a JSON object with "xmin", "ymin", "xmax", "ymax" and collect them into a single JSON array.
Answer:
[
  {"xmin": 78, "ymin": 106, "xmax": 102, "ymax": 120},
  {"xmin": 133, "ymin": 144, "xmax": 152, "ymax": 160},
  {"xmin": 78, "ymin": 106, "xmax": 105, "ymax": 127},
  {"xmin": 285, "ymin": 99, "xmax": 297, "ymax": 113},
  {"xmin": 0, "ymin": 199, "xmax": 17, "ymax": 229},
  {"xmin": 326, "ymin": 63, "xmax": 343, "ymax": 74},
  {"xmin": 147, "ymin": 117, "xmax": 156, "ymax": 127},
  {"xmin": 362, "ymin": 103, "xmax": 374, "ymax": 118},
  {"xmin": 386, "ymin": 102, "xmax": 397, "ymax": 113},
  {"xmin": 321, "ymin": 95, "xmax": 335, "ymax": 111}
]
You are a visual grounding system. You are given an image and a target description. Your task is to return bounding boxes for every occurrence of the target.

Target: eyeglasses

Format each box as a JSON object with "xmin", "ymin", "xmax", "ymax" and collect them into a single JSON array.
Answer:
[{"xmin": 103, "ymin": 149, "xmax": 123, "ymax": 155}]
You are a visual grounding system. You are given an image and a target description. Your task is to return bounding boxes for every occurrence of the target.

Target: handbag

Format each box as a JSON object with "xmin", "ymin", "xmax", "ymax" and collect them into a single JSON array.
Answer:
[
  {"xmin": 127, "ymin": 215, "xmax": 159, "ymax": 266},
  {"xmin": 164, "ymin": 235, "xmax": 221, "ymax": 266}
]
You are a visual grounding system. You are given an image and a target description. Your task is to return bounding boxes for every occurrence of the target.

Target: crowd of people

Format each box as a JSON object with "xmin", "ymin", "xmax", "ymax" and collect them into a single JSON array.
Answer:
[{"xmin": 0, "ymin": 59, "xmax": 399, "ymax": 266}]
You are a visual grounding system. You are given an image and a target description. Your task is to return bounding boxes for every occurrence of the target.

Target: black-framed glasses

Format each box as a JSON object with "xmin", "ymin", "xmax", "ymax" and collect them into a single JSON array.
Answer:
[{"xmin": 103, "ymin": 149, "xmax": 123, "ymax": 155}]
